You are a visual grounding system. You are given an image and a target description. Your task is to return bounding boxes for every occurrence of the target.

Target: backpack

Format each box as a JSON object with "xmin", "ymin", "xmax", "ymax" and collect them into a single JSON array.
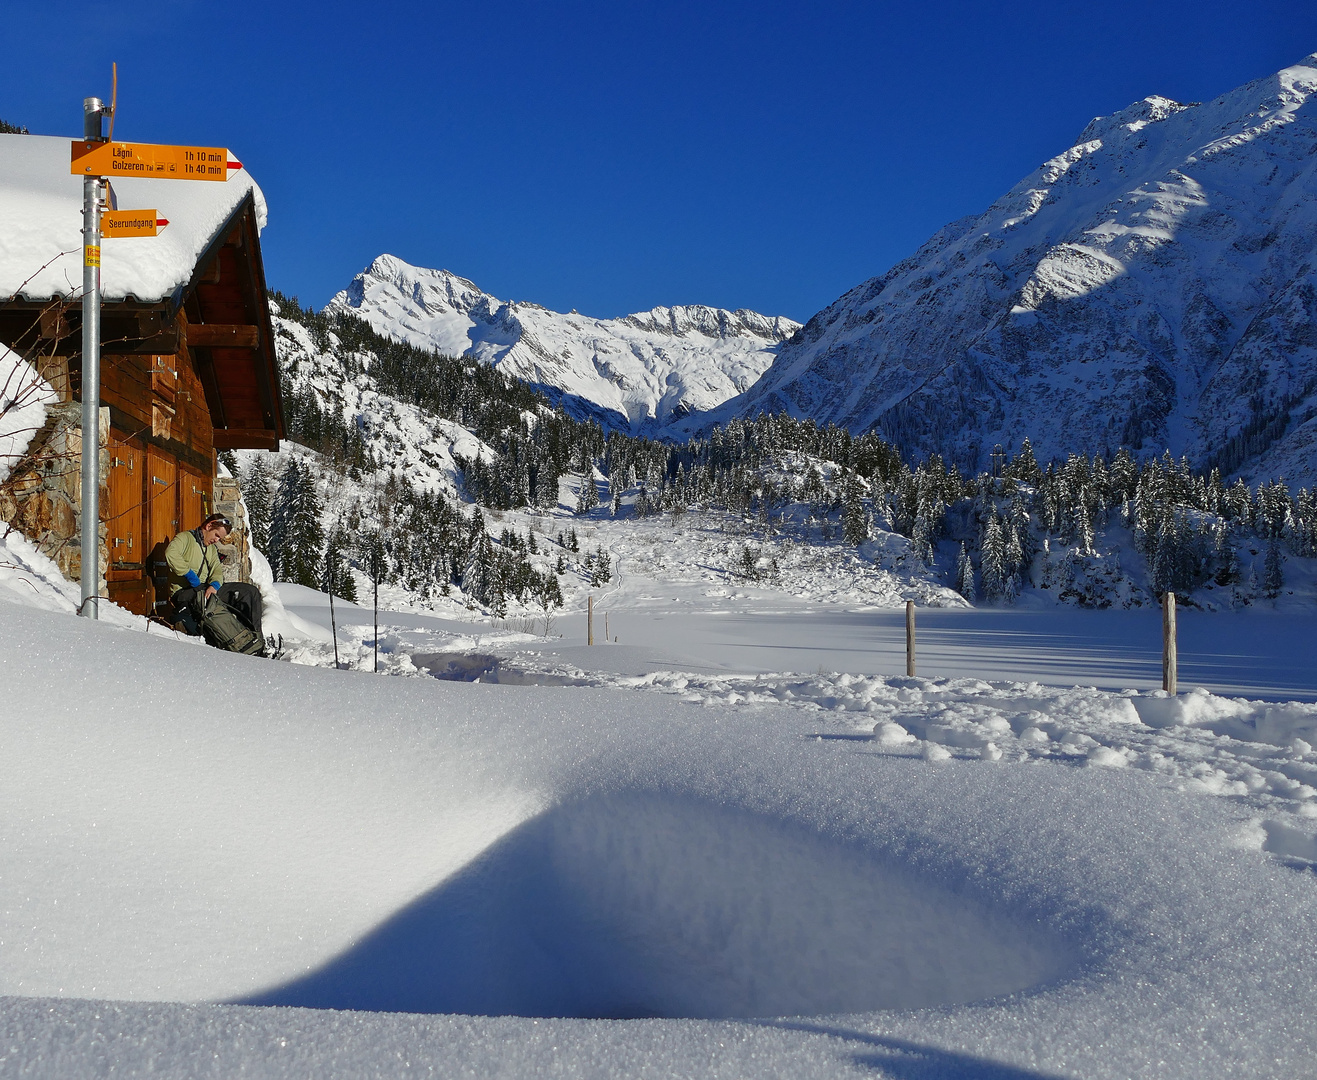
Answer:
[{"xmin": 198, "ymin": 595, "xmax": 265, "ymax": 656}]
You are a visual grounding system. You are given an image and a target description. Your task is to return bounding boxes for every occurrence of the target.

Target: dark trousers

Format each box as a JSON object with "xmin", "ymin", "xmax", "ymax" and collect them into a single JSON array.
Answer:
[{"xmin": 173, "ymin": 582, "xmax": 264, "ymax": 641}]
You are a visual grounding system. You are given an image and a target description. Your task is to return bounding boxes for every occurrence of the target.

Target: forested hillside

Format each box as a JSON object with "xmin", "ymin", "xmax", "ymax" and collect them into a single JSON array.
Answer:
[{"xmin": 241, "ymin": 295, "xmax": 1317, "ymax": 614}]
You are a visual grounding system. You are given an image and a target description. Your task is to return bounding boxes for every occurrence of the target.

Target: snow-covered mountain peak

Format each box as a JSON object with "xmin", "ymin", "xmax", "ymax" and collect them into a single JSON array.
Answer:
[
  {"xmin": 329, "ymin": 256, "xmax": 800, "ymax": 432},
  {"xmin": 1075, "ymin": 95, "xmax": 1193, "ymax": 146},
  {"xmin": 718, "ymin": 53, "xmax": 1317, "ymax": 486},
  {"xmin": 339, "ymin": 255, "xmax": 490, "ymax": 329}
]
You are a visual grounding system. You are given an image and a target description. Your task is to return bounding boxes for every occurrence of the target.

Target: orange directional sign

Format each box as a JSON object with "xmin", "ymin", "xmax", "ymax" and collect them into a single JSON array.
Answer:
[
  {"xmin": 101, "ymin": 210, "xmax": 169, "ymax": 238},
  {"xmin": 71, "ymin": 140, "xmax": 241, "ymax": 181}
]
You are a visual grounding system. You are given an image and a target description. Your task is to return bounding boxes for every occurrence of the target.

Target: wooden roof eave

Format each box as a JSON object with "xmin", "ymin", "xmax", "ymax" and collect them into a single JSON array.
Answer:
[{"xmin": 174, "ymin": 193, "xmax": 284, "ymax": 451}]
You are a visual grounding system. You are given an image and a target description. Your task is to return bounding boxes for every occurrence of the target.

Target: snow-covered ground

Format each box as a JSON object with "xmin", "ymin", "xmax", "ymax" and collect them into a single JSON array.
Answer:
[{"xmin": 3, "ymin": 512, "xmax": 1317, "ymax": 1078}]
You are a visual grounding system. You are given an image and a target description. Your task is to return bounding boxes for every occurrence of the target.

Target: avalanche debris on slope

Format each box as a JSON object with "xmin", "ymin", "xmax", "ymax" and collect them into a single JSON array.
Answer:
[
  {"xmin": 328, "ymin": 254, "xmax": 800, "ymax": 432},
  {"xmin": 720, "ymin": 54, "xmax": 1317, "ymax": 486}
]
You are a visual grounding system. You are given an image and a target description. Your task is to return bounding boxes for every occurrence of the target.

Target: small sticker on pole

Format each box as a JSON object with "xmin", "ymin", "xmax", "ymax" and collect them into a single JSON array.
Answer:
[
  {"xmin": 102, "ymin": 211, "xmax": 169, "ymax": 238},
  {"xmin": 71, "ymin": 140, "xmax": 241, "ymax": 181},
  {"xmin": 84, "ymin": 244, "xmax": 101, "ymax": 268}
]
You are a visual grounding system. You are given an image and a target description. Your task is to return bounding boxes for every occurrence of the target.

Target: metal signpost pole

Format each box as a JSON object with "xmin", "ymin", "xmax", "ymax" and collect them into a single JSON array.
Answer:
[
  {"xmin": 69, "ymin": 78, "xmax": 237, "ymax": 621},
  {"xmin": 79, "ymin": 97, "xmax": 105, "ymax": 619}
]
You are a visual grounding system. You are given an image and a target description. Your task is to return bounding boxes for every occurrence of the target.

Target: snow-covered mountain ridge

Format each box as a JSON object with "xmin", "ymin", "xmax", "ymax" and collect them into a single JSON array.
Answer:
[
  {"xmin": 328, "ymin": 255, "xmax": 799, "ymax": 433},
  {"xmin": 717, "ymin": 54, "xmax": 1317, "ymax": 486}
]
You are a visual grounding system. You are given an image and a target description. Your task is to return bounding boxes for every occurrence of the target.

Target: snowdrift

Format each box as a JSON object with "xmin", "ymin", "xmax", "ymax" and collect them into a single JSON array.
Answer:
[
  {"xmin": 3, "ymin": 597, "xmax": 1317, "ymax": 1077},
  {"xmin": 245, "ymin": 792, "xmax": 1072, "ymax": 1018}
]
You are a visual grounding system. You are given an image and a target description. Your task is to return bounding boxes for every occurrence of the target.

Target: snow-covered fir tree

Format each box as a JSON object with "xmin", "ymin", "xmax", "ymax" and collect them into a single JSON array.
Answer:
[
  {"xmin": 240, "ymin": 456, "xmax": 274, "ymax": 554},
  {"xmin": 270, "ymin": 458, "xmax": 325, "ymax": 589},
  {"xmin": 956, "ymin": 542, "xmax": 976, "ymax": 601}
]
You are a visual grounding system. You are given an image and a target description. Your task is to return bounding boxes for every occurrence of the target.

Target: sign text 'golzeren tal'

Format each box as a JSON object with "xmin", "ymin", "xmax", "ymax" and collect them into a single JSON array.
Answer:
[{"xmin": 71, "ymin": 140, "xmax": 240, "ymax": 181}]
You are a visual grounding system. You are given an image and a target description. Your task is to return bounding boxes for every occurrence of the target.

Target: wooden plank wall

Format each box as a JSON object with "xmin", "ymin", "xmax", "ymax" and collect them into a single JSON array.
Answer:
[{"xmin": 103, "ymin": 329, "xmax": 216, "ymax": 617}]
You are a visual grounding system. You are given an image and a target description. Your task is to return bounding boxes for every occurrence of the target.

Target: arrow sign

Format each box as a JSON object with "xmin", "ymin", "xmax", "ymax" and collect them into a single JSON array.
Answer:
[
  {"xmin": 101, "ymin": 210, "xmax": 169, "ymax": 238},
  {"xmin": 71, "ymin": 140, "xmax": 239, "ymax": 181}
]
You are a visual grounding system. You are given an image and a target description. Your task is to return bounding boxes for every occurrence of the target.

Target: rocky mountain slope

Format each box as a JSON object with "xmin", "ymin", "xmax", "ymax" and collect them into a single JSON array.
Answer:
[
  {"xmin": 328, "ymin": 255, "xmax": 799, "ymax": 433},
  {"xmin": 717, "ymin": 54, "xmax": 1317, "ymax": 486}
]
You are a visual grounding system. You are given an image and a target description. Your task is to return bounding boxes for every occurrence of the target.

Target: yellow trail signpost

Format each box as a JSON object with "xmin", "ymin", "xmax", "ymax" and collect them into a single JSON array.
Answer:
[
  {"xmin": 73, "ymin": 80, "xmax": 241, "ymax": 619},
  {"xmin": 101, "ymin": 210, "xmax": 168, "ymax": 238},
  {"xmin": 70, "ymin": 140, "xmax": 240, "ymax": 181}
]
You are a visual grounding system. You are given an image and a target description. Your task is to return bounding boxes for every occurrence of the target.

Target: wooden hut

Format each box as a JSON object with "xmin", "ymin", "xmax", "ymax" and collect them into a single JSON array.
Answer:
[{"xmin": 0, "ymin": 133, "xmax": 282, "ymax": 617}]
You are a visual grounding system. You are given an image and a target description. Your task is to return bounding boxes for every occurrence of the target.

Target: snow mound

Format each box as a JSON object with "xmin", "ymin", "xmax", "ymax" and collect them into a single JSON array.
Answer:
[
  {"xmin": 1132, "ymin": 685, "xmax": 1317, "ymax": 745},
  {"xmin": 3, "ymin": 599, "xmax": 1317, "ymax": 1075},
  {"xmin": 247, "ymin": 792, "xmax": 1073, "ymax": 1018}
]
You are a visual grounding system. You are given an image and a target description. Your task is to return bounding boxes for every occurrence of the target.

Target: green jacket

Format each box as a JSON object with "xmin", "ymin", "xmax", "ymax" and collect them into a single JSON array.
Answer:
[{"xmin": 165, "ymin": 529, "xmax": 224, "ymax": 596}]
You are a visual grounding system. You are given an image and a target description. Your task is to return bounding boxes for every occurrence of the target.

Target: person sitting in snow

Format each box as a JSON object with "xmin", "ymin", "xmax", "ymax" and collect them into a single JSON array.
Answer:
[{"xmin": 165, "ymin": 513, "xmax": 264, "ymax": 644}]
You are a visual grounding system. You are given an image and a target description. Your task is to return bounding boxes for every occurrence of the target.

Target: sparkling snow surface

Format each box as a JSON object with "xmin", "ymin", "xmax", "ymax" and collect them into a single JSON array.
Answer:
[
  {"xmin": 3, "ymin": 528, "xmax": 1317, "ymax": 1077},
  {"xmin": 0, "ymin": 134, "xmax": 265, "ymax": 304}
]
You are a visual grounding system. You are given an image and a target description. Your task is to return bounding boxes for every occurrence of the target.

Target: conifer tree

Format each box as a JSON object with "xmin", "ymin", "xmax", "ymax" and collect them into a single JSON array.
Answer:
[
  {"xmin": 980, "ymin": 514, "xmax": 1007, "ymax": 601},
  {"xmin": 534, "ymin": 466, "xmax": 559, "ymax": 510},
  {"xmin": 1004, "ymin": 524, "xmax": 1025, "ymax": 601},
  {"xmin": 241, "ymin": 456, "xmax": 274, "ymax": 554},
  {"xmin": 910, "ymin": 513, "xmax": 934, "ymax": 567},
  {"xmin": 842, "ymin": 471, "xmax": 869, "ymax": 545},
  {"xmin": 1263, "ymin": 539, "xmax": 1284, "ymax": 599},
  {"xmin": 359, "ymin": 529, "xmax": 388, "ymax": 591},
  {"xmin": 536, "ymin": 572, "xmax": 563, "ymax": 629},
  {"xmin": 1212, "ymin": 523, "xmax": 1239, "ymax": 587},
  {"xmin": 270, "ymin": 458, "xmax": 325, "ymax": 589},
  {"xmin": 325, "ymin": 524, "xmax": 358, "ymax": 602},
  {"xmin": 1075, "ymin": 503, "xmax": 1094, "ymax": 556},
  {"xmin": 1006, "ymin": 437, "xmax": 1042, "ymax": 484},
  {"xmin": 956, "ymin": 542, "xmax": 976, "ymax": 601}
]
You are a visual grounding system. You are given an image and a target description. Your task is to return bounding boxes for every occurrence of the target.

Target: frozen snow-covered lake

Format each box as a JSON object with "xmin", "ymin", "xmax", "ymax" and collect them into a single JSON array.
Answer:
[{"xmin": 282, "ymin": 584, "xmax": 1317, "ymax": 701}]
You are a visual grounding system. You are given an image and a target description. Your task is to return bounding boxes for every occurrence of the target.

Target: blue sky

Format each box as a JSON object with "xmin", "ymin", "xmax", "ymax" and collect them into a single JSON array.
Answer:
[{"xmin": 2, "ymin": 1, "xmax": 1312, "ymax": 321}]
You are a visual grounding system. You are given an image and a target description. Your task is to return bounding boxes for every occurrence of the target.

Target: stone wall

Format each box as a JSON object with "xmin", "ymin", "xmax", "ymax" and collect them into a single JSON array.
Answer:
[
  {"xmin": 0, "ymin": 402, "xmax": 108, "ymax": 596},
  {"xmin": 212, "ymin": 476, "xmax": 251, "ymax": 584}
]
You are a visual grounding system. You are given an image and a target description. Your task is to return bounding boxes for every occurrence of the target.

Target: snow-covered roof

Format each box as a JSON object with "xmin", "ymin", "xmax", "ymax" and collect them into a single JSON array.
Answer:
[{"xmin": 0, "ymin": 133, "xmax": 268, "ymax": 305}]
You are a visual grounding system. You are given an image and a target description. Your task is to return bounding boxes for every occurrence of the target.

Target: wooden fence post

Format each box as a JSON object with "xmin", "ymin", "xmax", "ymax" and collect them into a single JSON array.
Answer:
[
  {"xmin": 588, "ymin": 594, "xmax": 594, "ymax": 646},
  {"xmin": 1162, "ymin": 590, "xmax": 1177, "ymax": 695},
  {"xmin": 905, "ymin": 600, "xmax": 916, "ymax": 678}
]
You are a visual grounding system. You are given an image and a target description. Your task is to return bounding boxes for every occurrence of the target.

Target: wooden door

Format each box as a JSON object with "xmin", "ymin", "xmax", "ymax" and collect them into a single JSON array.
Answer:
[
  {"xmin": 105, "ymin": 437, "xmax": 144, "ymax": 569},
  {"xmin": 145, "ymin": 449, "xmax": 178, "ymax": 550},
  {"xmin": 179, "ymin": 467, "xmax": 210, "ymax": 533},
  {"xmin": 146, "ymin": 449, "xmax": 178, "ymax": 615}
]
